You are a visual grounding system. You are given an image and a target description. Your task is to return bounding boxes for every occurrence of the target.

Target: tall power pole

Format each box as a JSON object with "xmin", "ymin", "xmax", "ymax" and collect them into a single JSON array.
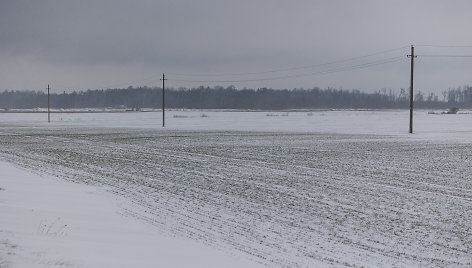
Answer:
[
  {"xmin": 47, "ymin": 84, "xmax": 50, "ymax": 123},
  {"xmin": 407, "ymin": 46, "xmax": 416, "ymax": 134},
  {"xmin": 160, "ymin": 73, "xmax": 167, "ymax": 127}
]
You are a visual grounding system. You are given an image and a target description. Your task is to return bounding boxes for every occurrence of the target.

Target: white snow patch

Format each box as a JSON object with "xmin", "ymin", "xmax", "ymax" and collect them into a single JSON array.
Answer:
[
  {"xmin": 2, "ymin": 109, "xmax": 472, "ymax": 141},
  {"xmin": 0, "ymin": 161, "xmax": 265, "ymax": 268}
]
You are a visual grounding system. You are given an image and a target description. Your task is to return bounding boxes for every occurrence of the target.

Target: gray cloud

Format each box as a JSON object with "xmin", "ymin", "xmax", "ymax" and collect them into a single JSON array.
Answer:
[{"xmin": 1, "ymin": 0, "xmax": 472, "ymax": 93}]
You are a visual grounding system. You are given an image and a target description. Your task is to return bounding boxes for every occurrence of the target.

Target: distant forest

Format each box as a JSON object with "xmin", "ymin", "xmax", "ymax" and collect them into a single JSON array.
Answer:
[{"xmin": 2, "ymin": 86, "xmax": 472, "ymax": 110}]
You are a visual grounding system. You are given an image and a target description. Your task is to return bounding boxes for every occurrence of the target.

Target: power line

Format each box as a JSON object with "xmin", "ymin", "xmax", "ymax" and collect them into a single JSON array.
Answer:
[
  {"xmin": 168, "ymin": 45, "xmax": 409, "ymax": 77},
  {"xmin": 414, "ymin": 44, "xmax": 472, "ymax": 48},
  {"xmin": 48, "ymin": 73, "xmax": 164, "ymax": 92},
  {"xmin": 95, "ymin": 45, "xmax": 472, "ymax": 86},
  {"xmin": 169, "ymin": 56, "xmax": 405, "ymax": 84},
  {"xmin": 417, "ymin": 54, "xmax": 472, "ymax": 58},
  {"xmin": 99, "ymin": 74, "xmax": 163, "ymax": 89},
  {"xmin": 42, "ymin": 46, "xmax": 410, "ymax": 90},
  {"xmin": 49, "ymin": 55, "xmax": 404, "ymax": 90}
]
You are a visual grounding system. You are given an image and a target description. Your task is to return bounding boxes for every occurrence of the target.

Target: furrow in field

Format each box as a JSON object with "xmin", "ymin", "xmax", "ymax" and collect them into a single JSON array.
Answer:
[{"xmin": 0, "ymin": 128, "xmax": 470, "ymax": 267}]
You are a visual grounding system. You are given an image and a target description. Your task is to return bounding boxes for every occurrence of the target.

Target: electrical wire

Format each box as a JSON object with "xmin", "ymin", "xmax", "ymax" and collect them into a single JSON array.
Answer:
[
  {"xmin": 414, "ymin": 44, "xmax": 472, "ymax": 48},
  {"xmin": 10, "ymin": 44, "xmax": 472, "ymax": 92},
  {"xmin": 41, "ymin": 44, "xmax": 472, "ymax": 89},
  {"xmin": 99, "ymin": 73, "xmax": 163, "ymax": 89},
  {"xmin": 43, "ymin": 45, "xmax": 410, "ymax": 90},
  {"xmin": 167, "ymin": 45, "xmax": 410, "ymax": 77},
  {"xmin": 417, "ymin": 54, "xmax": 472, "ymax": 58},
  {"xmin": 169, "ymin": 56, "xmax": 405, "ymax": 84}
]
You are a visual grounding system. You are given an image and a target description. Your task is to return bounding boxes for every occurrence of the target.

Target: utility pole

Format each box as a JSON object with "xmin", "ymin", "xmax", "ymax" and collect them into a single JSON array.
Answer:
[
  {"xmin": 407, "ymin": 46, "xmax": 416, "ymax": 134},
  {"xmin": 160, "ymin": 73, "xmax": 167, "ymax": 127},
  {"xmin": 47, "ymin": 84, "xmax": 50, "ymax": 123}
]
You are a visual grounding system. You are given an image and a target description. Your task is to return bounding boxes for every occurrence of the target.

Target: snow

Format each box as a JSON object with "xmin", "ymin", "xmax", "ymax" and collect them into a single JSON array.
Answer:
[
  {"xmin": 1, "ymin": 110, "xmax": 472, "ymax": 267},
  {"xmin": 2, "ymin": 109, "xmax": 472, "ymax": 139},
  {"xmin": 0, "ymin": 161, "xmax": 265, "ymax": 268}
]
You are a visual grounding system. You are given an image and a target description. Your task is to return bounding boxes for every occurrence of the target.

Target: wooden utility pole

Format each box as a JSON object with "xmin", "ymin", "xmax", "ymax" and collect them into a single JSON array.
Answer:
[
  {"xmin": 407, "ymin": 46, "xmax": 416, "ymax": 134},
  {"xmin": 47, "ymin": 84, "xmax": 50, "ymax": 123},
  {"xmin": 160, "ymin": 73, "xmax": 167, "ymax": 127}
]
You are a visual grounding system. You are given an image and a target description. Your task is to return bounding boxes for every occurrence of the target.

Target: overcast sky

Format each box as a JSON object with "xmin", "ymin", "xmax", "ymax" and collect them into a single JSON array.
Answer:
[{"xmin": 1, "ymin": 0, "xmax": 472, "ymax": 94}]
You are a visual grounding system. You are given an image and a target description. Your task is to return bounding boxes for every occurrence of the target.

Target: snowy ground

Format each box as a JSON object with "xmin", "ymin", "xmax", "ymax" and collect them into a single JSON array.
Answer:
[
  {"xmin": 1, "ymin": 110, "xmax": 472, "ymax": 267},
  {"xmin": 0, "ymin": 161, "xmax": 263, "ymax": 268}
]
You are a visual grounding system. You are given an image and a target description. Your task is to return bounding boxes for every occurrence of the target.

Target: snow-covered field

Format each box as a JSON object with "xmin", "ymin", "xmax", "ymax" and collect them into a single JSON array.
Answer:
[
  {"xmin": 0, "ymin": 161, "xmax": 262, "ymax": 268},
  {"xmin": 1, "ymin": 110, "xmax": 471, "ymax": 267}
]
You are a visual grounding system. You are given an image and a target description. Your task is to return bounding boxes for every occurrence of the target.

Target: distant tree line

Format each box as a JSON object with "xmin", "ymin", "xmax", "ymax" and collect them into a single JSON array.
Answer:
[{"xmin": 2, "ymin": 85, "xmax": 472, "ymax": 110}]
